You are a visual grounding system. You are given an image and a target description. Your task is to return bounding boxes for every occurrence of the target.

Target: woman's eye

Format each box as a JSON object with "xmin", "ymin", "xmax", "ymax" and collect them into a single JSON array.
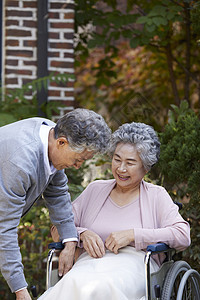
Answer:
[{"xmin": 114, "ymin": 159, "xmax": 120, "ymax": 162}]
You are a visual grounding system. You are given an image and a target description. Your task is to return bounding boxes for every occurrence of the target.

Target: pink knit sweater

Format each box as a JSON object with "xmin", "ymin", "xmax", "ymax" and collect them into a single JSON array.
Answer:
[{"xmin": 72, "ymin": 179, "xmax": 190, "ymax": 264}]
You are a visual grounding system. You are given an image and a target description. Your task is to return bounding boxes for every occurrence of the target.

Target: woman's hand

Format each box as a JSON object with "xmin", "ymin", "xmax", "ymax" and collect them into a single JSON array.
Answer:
[
  {"xmin": 80, "ymin": 230, "xmax": 105, "ymax": 258},
  {"xmin": 105, "ymin": 229, "xmax": 134, "ymax": 254}
]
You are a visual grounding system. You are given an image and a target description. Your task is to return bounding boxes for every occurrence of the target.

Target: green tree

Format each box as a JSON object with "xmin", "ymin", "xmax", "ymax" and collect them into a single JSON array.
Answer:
[
  {"xmin": 157, "ymin": 100, "xmax": 200, "ymax": 272},
  {"xmin": 74, "ymin": 0, "xmax": 200, "ymax": 127}
]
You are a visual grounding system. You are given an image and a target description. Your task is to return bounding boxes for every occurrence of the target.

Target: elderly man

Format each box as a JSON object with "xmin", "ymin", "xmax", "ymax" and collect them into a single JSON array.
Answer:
[{"xmin": 0, "ymin": 108, "xmax": 111, "ymax": 300}]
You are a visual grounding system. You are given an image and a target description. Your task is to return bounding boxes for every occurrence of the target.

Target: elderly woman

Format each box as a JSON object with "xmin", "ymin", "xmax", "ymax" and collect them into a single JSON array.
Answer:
[{"xmin": 39, "ymin": 122, "xmax": 190, "ymax": 300}]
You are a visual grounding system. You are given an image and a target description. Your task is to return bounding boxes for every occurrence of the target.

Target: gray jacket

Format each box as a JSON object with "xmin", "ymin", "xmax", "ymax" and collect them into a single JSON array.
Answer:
[{"xmin": 0, "ymin": 117, "xmax": 77, "ymax": 292}]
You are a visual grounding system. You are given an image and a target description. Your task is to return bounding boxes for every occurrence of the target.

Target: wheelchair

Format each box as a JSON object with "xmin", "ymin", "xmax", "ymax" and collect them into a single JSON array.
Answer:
[
  {"xmin": 44, "ymin": 241, "xmax": 200, "ymax": 300},
  {"xmin": 145, "ymin": 243, "xmax": 200, "ymax": 299}
]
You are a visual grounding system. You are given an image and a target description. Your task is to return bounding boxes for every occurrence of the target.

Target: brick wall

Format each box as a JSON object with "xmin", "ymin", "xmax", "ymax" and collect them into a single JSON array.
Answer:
[{"xmin": 3, "ymin": 0, "xmax": 75, "ymax": 119}]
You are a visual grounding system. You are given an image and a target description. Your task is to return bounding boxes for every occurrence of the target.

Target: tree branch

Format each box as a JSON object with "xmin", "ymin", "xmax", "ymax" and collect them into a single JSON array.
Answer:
[
  {"xmin": 184, "ymin": 2, "xmax": 191, "ymax": 103},
  {"xmin": 165, "ymin": 42, "xmax": 180, "ymax": 105},
  {"xmin": 172, "ymin": 55, "xmax": 199, "ymax": 84},
  {"xmin": 135, "ymin": 5, "xmax": 146, "ymax": 16}
]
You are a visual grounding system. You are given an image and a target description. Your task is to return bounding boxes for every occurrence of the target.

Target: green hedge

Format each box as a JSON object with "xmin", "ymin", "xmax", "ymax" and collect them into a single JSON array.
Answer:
[{"xmin": 158, "ymin": 101, "xmax": 200, "ymax": 272}]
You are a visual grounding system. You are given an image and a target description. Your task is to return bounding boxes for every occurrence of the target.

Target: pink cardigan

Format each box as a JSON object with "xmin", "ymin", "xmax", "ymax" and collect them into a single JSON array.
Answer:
[{"xmin": 72, "ymin": 179, "xmax": 190, "ymax": 262}]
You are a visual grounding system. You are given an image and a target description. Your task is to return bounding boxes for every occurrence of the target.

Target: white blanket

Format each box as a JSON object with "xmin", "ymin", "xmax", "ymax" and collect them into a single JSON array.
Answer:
[{"xmin": 38, "ymin": 247, "xmax": 158, "ymax": 300}]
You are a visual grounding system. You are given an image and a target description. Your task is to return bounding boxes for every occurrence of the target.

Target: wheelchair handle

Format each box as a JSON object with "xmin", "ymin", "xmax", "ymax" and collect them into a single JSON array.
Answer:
[
  {"xmin": 30, "ymin": 285, "xmax": 37, "ymax": 298},
  {"xmin": 146, "ymin": 243, "xmax": 170, "ymax": 254},
  {"xmin": 48, "ymin": 242, "xmax": 64, "ymax": 250},
  {"xmin": 174, "ymin": 201, "xmax": 183, "ymax": 210}
]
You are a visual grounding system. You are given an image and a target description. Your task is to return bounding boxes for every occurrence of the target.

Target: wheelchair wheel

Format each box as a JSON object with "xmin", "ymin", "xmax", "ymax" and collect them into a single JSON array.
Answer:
[
  {"xmin": 176, "ymin": 269, "xmax": 200, "ymax": 300},
  {"xmin": 161, "ymin": 261, "xmax": 191, "ymax": 300}
]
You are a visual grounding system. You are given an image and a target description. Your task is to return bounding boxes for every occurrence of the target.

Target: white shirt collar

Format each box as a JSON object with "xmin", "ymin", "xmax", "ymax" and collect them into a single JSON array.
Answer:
[{"xmin": 39, "ymin": 123, "xmax": 57, "ymax": 176}]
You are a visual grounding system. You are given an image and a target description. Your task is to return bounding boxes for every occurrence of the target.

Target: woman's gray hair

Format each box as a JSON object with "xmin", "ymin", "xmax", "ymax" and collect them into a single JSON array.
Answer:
[
  {"xmin": 54, "ymin": 108, "xmax": 111, "ymax": 153},
  {"xmin": 109, "ymin": 122, "xmax": 160, "ymax": 171}
]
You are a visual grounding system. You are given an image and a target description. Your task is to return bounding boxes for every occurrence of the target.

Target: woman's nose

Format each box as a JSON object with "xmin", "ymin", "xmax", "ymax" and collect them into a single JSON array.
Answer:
[{"xmin": 118, "ymin": 163, "xmax": 127, "ymax": 172}]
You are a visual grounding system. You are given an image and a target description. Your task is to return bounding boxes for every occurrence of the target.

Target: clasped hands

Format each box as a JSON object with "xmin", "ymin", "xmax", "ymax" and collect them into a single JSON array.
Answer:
[{"xmin": 80, "ymin": 229, "xmax": 134, "ymax": 258}]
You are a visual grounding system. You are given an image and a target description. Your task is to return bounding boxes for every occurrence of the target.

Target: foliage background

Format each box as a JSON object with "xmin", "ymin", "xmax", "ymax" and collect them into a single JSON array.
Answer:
[{"xmin": 0, "ymin": 0, "xmax": 200, "ymax": 298}]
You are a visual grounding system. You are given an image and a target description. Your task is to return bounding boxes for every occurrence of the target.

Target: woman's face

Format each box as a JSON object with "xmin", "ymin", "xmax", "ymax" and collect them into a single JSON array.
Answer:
[{"xmin": 112, "ymin": 143, "xmax": 147, "ymax": 190}]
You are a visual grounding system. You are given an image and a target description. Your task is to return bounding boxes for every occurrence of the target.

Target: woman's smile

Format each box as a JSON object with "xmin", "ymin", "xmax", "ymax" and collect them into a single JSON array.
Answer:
[{"xmin": 117, "ymin": 174, "xmax": 130, "ymax": 181}]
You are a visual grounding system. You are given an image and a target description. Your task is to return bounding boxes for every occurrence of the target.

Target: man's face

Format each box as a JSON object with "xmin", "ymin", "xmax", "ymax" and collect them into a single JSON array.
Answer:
[{"xmin": 49, "ymin": 137, "xmax": 94, "ymax": 170}]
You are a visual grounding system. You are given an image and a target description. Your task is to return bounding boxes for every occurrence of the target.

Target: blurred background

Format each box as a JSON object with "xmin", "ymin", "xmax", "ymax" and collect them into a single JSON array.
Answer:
[{"xmin": 0, "ymin": 0, "xmax": 200, "ymax": 298}]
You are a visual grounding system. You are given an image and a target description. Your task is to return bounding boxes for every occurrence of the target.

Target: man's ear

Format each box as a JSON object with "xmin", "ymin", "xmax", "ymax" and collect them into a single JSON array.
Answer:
[{"xmin": 57, "ymin": 137, "xmax": 68, "ymax": 147}]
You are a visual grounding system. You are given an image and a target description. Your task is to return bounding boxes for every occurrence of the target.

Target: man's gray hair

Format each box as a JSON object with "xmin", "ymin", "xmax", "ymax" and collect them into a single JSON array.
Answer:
[
  {"xmin": 54, "ymin": 108, "xmax": 112, "ymax": 153},
  {"xmin": 109, "ymin": 122, "xmax": 160, "ymax": 171}
]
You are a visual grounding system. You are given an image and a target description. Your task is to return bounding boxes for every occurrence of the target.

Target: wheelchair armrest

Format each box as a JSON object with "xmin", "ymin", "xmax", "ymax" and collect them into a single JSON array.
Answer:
[
  {"xmin": 48, "ymin": 242, "xmax": 64, "ymax": 250},
  {"xmin": 146, "ymin": 243, "xmax": 171, "ymax": 254},
  {"xmin": 174, "ymin": 201, "xmax": 183, "ymax": 210}
]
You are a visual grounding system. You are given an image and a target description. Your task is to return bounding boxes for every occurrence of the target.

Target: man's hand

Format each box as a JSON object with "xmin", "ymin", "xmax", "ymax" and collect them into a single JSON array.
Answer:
[
  {"xmin": 105, "ymin": 229, "xmax": 134, "ymax": 254},
  {"xmin": 15, "ymin": 288, "xmax": 32, "ymax": 300},
  {"xmin": 58, "ymin": 241, "xmax": 77, "ymax": 277},
  {"xmin": 80, "ymin": 230, "xmax": 105, "ymax": 258}
]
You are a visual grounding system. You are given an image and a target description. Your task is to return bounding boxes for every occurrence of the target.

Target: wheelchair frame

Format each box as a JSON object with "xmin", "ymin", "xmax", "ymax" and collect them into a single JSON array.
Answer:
[
  {"xmin": 46, "ymin": 242, "xmax": 64, "ymax": 290},
  {"xmin": 145, "ymin": 243, "xmax": 200, "ymax": 300},
  {"xmin": 45, "ymin": 241, "xmax": 200, "ymax": 300}
]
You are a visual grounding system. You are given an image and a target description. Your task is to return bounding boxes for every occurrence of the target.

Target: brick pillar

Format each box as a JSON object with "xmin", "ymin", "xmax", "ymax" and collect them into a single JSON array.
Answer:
[
  {"xmin": 48, "ymin": 0, "xmax": 75, "ymax": 120},
  {"xmin": 3, "ymin": 0, "xmax": 75, "ymax": 118},
  {"xmin": 4, "ymin": 0, "xmax": 37, "ymax": 96}
]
